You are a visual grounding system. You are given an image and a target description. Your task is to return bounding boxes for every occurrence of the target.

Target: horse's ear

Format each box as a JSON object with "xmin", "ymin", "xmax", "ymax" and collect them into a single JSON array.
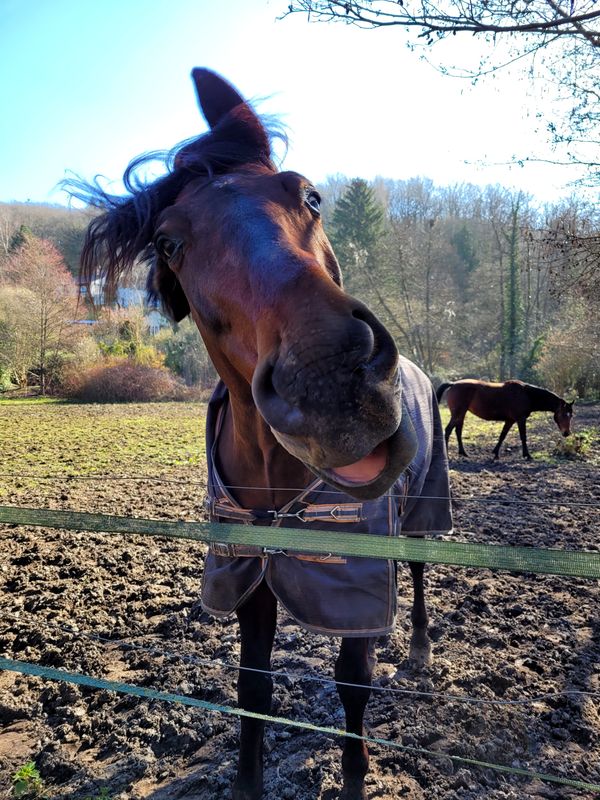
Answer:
[
  {"xmin": 191, "ymin": 68, "xmax": 246, "ymax": 129},
  {"xmin": 147, "ymin": 261, "xmax": 190, "ymax": 323},
  {"xmin": 183, "ymin": 68, "xmax": 273, "ymax": 170}
]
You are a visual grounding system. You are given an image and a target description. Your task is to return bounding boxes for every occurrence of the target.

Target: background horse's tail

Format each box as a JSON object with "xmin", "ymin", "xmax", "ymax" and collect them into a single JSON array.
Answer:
[{"xmin": 436, "ymin": 382, "xmax": 453, "ymax": 403}]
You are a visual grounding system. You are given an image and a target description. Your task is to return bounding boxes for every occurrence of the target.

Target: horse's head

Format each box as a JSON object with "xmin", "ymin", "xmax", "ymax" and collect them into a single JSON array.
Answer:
[
  {"xmin": 80, "ymin": 69, "xmax": 417, "ymax": 500},
  {"xmin": 554, "ymin": 400, "xmax": 574, "ymax": 437}
]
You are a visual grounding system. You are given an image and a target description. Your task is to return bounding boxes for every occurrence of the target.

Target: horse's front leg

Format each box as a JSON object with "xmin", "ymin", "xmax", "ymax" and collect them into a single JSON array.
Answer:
[
  {"xmin": 408, "ymin": 561, "xmax": 431, "ymax": 668},
  {"xmin": 233, "ymin": 580, "xmax": 277, "ymax": 800},
  {"xmin": 335, "ymin": 636, "xmax": 376, "ymax": 800}
]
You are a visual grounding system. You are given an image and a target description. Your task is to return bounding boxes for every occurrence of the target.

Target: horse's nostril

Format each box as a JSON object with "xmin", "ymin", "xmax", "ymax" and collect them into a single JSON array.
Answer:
[
  {"xmin": 252, "ymin": 358, "xmax": 306, "ymax": 436},
  {"xmin": 351, "ymin": 305, "xmax": 397, "ymax": 375}
]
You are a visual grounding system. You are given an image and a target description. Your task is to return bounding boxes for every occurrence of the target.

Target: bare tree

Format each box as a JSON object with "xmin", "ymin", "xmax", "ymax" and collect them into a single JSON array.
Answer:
[
  {"xmin": 541, "ymin": 205, "xmax": 600, "ymax": 302},
  {"xmin": 0, "ymin": 287, "xmax": 38, "ymax": 389},
  {"xmin": 283, "ymin": 1, "xmax": 599, "ymax": 43},
  {"xmin": 282, "ymin": 2, "xmax": 600, "ymax": 179},
  {"xmin": 4, "ymin": 233, "xmax": 80, "ymax": 393},
  {"xmin": 0, "ymin": 205, "xmax": 19, "ymax": 265}
]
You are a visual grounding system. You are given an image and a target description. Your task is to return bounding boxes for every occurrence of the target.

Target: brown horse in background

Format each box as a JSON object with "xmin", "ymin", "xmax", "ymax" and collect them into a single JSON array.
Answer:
[
  {"xmin": 437, "ymin": 379, "xmax": 573, "ymax": 460},
  {"xmin": 70, "ymin": 68, "xmax": 451, "ymax": 800}
]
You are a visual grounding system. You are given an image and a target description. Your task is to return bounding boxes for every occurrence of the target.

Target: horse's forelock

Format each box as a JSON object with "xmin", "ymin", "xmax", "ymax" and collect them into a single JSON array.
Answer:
[{"xmin": 173, "ymin": 104, "xmax": 276, "ymax": 174}]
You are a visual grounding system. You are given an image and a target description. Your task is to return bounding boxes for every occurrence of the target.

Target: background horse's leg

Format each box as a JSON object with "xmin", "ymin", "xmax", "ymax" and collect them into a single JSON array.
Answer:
[
  {"xmin": 454, "ymin": 417, "xmax": 468, "ymax": 456},
  {"xmin": 492, "ymin": 420, "xmax": 514, "ymax": 460},
  {"xmin": 335, "ymin": 637, "xmax": 375, "ymax": 800},
  {"xmin": 444, "ymin": 417, "xmax": 456, "ymax": 453},
  {"xmin": 517, "ymin": 418, "xmax": 532, "ymax": 460},
  {"xmin": 233, "ymin": 580, "xmax": 277, "ymax": 800},
  {"xmin": 408, "ymin": 561, "xmax": 431, "ymax": 667}
]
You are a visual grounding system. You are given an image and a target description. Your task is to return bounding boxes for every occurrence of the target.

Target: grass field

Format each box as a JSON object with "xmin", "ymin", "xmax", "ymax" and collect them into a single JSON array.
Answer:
[
  {"xmin": 439, "ymin": 404, "xmax": 600, "ymax": 465},
  {"xmin": 0, "ymin": 400, "xmax": 207, "ymax": 479},
  {"xmin": 0, "ymin": 400, "xmax": 210, "ymax": 516},
  {"xmin": 1, "ymin": 397, "xmax": 597, "ymax": 490}
]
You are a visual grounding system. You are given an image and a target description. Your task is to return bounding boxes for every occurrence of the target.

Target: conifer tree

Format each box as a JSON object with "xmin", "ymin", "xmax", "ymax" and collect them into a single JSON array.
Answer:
[
  {"xmin": 329, "ymin": 178, "xmax": 385, "ymax": 293},
  {"xmin": 8, "ymin": 224, "xmax": 33, "ymax": 253}
]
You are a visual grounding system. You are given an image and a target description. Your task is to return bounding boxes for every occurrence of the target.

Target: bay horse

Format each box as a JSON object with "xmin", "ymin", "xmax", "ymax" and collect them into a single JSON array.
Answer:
[
  {"xmin": 73, "ymin": 69, "xmax": 451, "ymax": 800},
  {"xmin": 437, "ymin": 379, "xmax": 573, "ymax": 460}
]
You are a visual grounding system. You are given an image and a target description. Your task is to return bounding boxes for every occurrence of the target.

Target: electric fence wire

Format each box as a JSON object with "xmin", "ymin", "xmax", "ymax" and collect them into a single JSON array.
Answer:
[
  {"xmin": 7, "ymin": 617, "xmax": 599, "ymax": 710},
  {"xmin": 0, "ymin": 472, "xmax": 599, "ymax": 509}
]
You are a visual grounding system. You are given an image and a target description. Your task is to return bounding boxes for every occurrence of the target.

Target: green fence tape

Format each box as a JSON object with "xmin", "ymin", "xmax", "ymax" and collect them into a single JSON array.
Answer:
[
  {"xmin": 0, "ymin": 505, "xmax": 599, "ymax": 579},
  {"xmin": 1, "ymin": 657, "xmax": 598, "ymax": 793}
]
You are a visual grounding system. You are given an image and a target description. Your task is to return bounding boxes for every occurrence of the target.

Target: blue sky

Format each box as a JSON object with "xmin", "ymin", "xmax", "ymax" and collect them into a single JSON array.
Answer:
[{"xmin": 0, "ymin": 0, "xmax": 587, "ymax": 206}]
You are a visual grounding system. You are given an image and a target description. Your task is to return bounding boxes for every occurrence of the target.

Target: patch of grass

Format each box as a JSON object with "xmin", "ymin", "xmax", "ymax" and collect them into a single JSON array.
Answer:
[
  {"xmin": 0, "ymin": 396, "xmax": 64, "ymax": 405},
  {"xmin": 0, "ymin": 401, "xmax": 207, "ymax": 482},
  {"xmin": 438, "ymin": 408, "xmax": 507, "ymax": 454},
  {"xmin": 12, "ymin": 762, "xmax": 45, "ymax": 798}
]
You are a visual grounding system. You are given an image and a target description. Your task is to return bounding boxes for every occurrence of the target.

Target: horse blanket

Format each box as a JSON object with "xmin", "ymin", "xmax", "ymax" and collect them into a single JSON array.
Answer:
[{"xmin": 201, "ymin": 356, "xmax": 452, "ymax": 636}]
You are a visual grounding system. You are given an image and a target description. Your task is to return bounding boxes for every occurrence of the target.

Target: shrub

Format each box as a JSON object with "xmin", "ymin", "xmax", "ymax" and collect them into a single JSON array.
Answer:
[
  {"xmin": 92, "ymin": 308, "xmax": 165, "ymax": 369},
  {"xmin": 551, "ymin": 429, "xmax": 596, "ymax": 460},
  {"xmin": 0, "ymin": 367, "xmax": 16, "ymax": 392},
  {"xmin": 62, "ymin": 361, "xmax": 194, "ymax": 402},
  {"xmin": 155, "ymin": 320, "xmax": 217, "ymax": 387}
]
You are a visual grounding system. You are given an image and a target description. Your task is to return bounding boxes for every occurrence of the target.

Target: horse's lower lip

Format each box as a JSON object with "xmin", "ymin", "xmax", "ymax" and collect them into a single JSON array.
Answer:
[{"xmin": 327, "ymin": 440, "xmax": 389, "ymax": 486}]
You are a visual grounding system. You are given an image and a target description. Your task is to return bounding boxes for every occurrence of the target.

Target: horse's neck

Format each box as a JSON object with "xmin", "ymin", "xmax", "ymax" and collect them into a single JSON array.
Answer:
[
  {"xmin": 525, "ymin": 385, "xmax": 561, "ymax": 412},
  {"xmin": 216, "ymin": 394, "xmax": 312, "ymax": 511}
]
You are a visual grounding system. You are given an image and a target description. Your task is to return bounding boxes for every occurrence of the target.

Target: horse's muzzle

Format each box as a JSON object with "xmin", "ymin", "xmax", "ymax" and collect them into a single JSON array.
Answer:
[{"xmin": 252, "ymin": 354, "xmax": 417, "ymax": 500}]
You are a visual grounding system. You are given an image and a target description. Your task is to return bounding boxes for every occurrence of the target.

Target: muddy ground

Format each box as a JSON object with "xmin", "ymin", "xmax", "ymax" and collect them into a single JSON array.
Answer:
[{"xmin": 0, "ymin": 400, "xmax": 598, "ymax": 799}]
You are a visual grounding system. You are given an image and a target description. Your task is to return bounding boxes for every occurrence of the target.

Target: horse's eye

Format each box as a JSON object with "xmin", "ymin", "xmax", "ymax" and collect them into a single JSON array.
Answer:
[
  {"xmin": 305, "ymin": 191, "xmax": 321, "ymax": 216},
  {"xmin": 155, "ymin": 235, "xmax": 182, "ymax": 264}
]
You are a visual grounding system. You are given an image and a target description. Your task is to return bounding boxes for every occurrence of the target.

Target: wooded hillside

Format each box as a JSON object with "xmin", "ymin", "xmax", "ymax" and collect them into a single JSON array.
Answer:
[
  {"xmin": 0, "ymin": 201, "xmax": 91, "ymax": 275},
  {"xmin": 1, "ymin": 177, "xmax": 598, "ymax": 399},
  {"xmin": 320, "ymin": 176, "xmax": 600, "ymax": 397}
]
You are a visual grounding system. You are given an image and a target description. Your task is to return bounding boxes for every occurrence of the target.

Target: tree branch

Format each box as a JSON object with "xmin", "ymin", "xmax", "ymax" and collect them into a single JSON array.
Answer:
[{"xmin": 282, "ymin": 1, "xmax": 600, "ymax": 42}]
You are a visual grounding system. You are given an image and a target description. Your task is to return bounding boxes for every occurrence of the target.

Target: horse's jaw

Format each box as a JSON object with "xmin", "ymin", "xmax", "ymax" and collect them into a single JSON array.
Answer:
[{"xmin": 270, "ymin": 408, "xmax": 418, "ymax": 501}]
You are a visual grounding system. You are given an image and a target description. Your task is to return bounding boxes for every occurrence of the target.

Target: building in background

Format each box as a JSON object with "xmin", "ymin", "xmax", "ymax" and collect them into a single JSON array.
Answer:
[{"xmin": 78, "ymin": 278, "xmax": 169, "ymax": 334}]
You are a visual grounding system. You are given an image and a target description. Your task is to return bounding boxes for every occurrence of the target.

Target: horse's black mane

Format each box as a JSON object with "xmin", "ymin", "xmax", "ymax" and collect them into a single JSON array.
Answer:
[
  {"xmin": 523, "ymin": 382, "xmax": 563, "ymax": 410},
  {"xmin": 64, "ymin": 104, "xmax": 284, "ymax": 299}
]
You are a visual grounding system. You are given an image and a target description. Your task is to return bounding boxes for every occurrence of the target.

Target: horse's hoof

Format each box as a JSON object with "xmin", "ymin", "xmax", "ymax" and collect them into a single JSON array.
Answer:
[
  {"xmin": 232, "ymin": 790, "xmax": 262, "ymax": 800},
  {"xmin": 340, "ymin": 777, "xmax": 368, "ymax": 799},
  {"xmin": 408, "ymin": 635, "xmax": 432, "ymax": 669},
  {"xmin": 232, "ymin": 779, "xmax": 263, "ymax": 800}
]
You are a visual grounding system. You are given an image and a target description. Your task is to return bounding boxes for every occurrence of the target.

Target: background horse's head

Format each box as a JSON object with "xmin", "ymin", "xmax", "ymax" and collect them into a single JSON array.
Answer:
[
  {"xmin": 79, "ymin": 68, "xmax": 417, "ymax": 499},
  {"xmin": 554, "ymin": 400, "xmax": 574, "ymax": 437}
]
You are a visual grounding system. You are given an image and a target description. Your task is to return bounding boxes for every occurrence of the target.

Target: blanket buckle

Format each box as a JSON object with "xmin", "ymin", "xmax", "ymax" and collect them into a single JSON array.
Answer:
[{"xmin": 267, "ymin": 509, "xmax": 306, "ymax": 522}]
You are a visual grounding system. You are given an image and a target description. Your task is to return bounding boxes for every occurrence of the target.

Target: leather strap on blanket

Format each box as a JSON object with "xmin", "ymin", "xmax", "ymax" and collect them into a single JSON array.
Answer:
[
  {"xmin": 206, "ymin": 496, "xmax": 360, "ymax": 564},
  {"xmin": 209, "ymin": 540, "xmax": 347, "ymax": 564},
  {"xmin": 206, "ymin": 497, "xmax": 364, "ymax": 525}
]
